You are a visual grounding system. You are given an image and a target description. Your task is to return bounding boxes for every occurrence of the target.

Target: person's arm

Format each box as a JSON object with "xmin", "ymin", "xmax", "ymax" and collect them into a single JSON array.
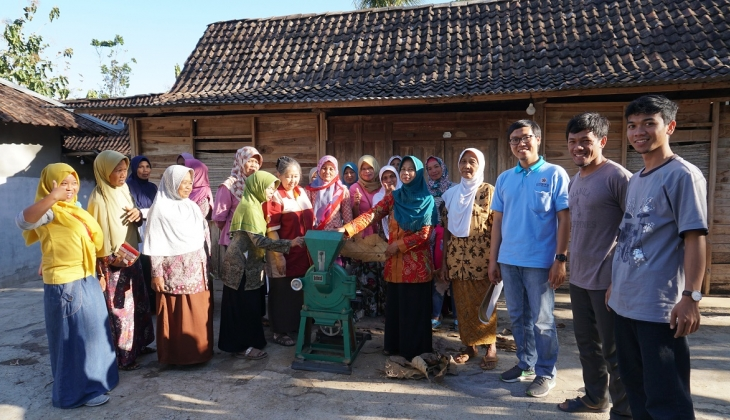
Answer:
[
  {"xmin": 151, "ymin": 255, "xmax": 165, "ymax": 293},
  {"xmin": 389, "ymin": 224, "xmax": 432, "ymax": 256},
  {"xmin": 341, "ymin": 189, "xmax": 353, "ymax": 224},
  {"xmin": 488, "ymin": 211, "xmax": 503, "ymax": 285},
  {"xmin": 211, "ymin": 187, "xmax": 232, "ymax": 230},
  {"xmin": 246, "ymin": 232, "xmax": 303, "ymax": 253},
  {"xmin": 343, "ymin": 194, "xmax": 390, "ymax": 238},
  {"xmin": 266, "ymin": 230, "xmax": 287, "ymax": 276},
  {"xmin": 670, "ymin": 230, "xmax": 706, "ymax": 337},
  {"xmin": 21, "ymin": 180, "xmax": 67, "ymax": 223},
  {"xmin": 440, "ymin": 227, "xmax": 451, "ymax": 283},
  {"xmin": 548, "ymin": 209, "xmax": 570, "ymax": 289},
  {"xmin": 350, "ymin": 184, "xmax": 362, "ymax": 218}
]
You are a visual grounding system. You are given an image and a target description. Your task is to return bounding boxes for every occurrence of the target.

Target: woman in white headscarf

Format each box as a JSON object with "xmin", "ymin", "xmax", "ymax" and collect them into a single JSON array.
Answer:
[
  {"xmin": 144, "ymin": 165, "xmax": 213, "ymax": 365},
  {"xmin": 439, "ymin": 148, "xmax": 499, "ymax": 369}
]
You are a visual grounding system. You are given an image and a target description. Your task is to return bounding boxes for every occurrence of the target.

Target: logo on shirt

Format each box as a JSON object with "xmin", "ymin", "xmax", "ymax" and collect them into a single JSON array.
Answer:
[{"xmin": 536, "ymin": 177, "xmax": 549, "ymax": 188}]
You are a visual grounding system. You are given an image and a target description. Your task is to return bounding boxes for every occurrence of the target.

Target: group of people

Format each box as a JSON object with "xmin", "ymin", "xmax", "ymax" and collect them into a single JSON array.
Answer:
[{"xmin": 17, "ymin": 94, "xmax": 706, "ymax": 419}]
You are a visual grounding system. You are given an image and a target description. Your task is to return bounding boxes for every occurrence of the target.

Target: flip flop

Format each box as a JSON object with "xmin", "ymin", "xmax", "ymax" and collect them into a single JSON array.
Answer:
[
  {"xmin": 235, "ymin": 347, "xmax": 268, "ymax": 360},
  {"xmin": 557, "ymin": 397, "xmax": 609, "ymax": 413},
  {"xmin": 273, "ymin": 334, "xmax": 296, "ymax": 347},
  {"xmin": 480, "ymin": 355, "xmax": 499, "ymax": 370},
  {"xmin": 453, "ymin": 353, "xmax": 470, "ymax": 364}
]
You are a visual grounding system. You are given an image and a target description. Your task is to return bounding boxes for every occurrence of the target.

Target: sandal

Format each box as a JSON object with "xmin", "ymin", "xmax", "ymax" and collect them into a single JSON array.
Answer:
[
  {"xmin": 140, "ymin": 346, "xmax": 157, "ymax": 355},
  {"xmin": 235, "ymin": 347, "xmax": 268, "ymax": 360},
  {"xmin": 453, "ymin": 353, "xmax": 470, "ymax": 364},
  {"xmin": 480, "ymin": 355, "xmax": 499, "ymax": 370},
  {"xmin": 261, "ymin": 317, "xmax": 270, "ymax": 327},
  {"xmin": 557, "ymin": 397, "xmax": 609, "ymax": 413},
  {"xmin": 119, "ymin": 363, "xmax": 141, "ymax": 371},
  {"xmin": 273, "ymin": 334, "xmax": 295, "ymax": 347}
]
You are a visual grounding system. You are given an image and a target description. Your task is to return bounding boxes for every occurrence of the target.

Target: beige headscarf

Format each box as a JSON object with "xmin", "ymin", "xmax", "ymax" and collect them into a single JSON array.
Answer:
[{"xmin": 88, "ymin": 150, "xmax": 139, "ymax": 257}]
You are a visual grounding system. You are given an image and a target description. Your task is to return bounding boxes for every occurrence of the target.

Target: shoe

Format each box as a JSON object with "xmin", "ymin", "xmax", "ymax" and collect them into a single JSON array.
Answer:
[
  {"xmin": 431, "ymin": 319, "xmax": 441, "ymax": 330},
  {"xmin": 84, "ymin": 394, "xmax": 110, "ymax": 407},
  {"xmin": 453, "ymin": 320, "xmax": 459, "ymax": 332},
  {"xmin": 500, "ymin": 365, "xmax": 536, "ymax": 383},
  {"xmin": 526, "ymin": 376, "xmax": 556, "ymax": 398}
]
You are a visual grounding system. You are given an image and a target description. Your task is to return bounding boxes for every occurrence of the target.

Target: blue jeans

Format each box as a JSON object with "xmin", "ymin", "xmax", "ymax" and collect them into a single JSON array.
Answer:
[
  {"xmin": 500, "ymin": 264, "xmax": 558, "ymax": 378},
  {"xmin": 432, "ymin": 282, "xmax": 456, "ymax": 319}
]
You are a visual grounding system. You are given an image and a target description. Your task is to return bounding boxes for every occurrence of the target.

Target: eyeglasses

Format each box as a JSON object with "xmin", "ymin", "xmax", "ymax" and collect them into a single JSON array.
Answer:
[{"xmin": 508, "ymin": 134, "xmax": 536, "ymax": 145}]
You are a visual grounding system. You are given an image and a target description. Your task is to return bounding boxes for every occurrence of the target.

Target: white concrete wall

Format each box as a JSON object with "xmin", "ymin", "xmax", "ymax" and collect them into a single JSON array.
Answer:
[{"xmin": 0, "ymin": 124, "xmax": 94, "ymax": 287}]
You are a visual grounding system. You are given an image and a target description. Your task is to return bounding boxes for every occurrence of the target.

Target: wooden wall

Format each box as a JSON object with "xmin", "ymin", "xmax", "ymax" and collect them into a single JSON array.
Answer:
[
  {"xmin": 713, "ymin": 102, "xmax": 730, "ymax": 293},
  {"xmin": 327, "ymin": 111, "xmax": 524, "ymax": 185}
]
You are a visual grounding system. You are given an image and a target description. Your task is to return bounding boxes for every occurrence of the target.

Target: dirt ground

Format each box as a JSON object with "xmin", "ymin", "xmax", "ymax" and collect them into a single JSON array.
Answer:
[{"xmin": 1, "ymin": 279, "xmax": 729, "ymax": 420}]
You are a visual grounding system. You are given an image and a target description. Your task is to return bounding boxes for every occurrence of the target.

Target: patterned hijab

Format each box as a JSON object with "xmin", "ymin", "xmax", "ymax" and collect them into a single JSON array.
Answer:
[
  {"xmin": 126, "ymin": 155, "xmax": 157, "ymax": 209},
  {"xmin": 392, "ymin": 156, "xmax": 436, "ymax": 232},
  {"xmin": 143, "ymin": 165, "xmax": 205, "ymax": 256},
  {"xmin": 230, "ymin": 171, "xmax": 279, "ymax": 236},
  {"xmin": 88, "ymin": 150, "xmax": 138, "ymax": 256},
  {"xmin": 341, "ymin": 162, "xmax": 358, "ymax": 188},
  {"xmin": 425, "ymin": 156, "xmax": 453, "ymax": 198},
  {"xmin": 356, "ymin": 155, "xmax": 382, "ymax": 193},
  {"xmin": 441, "ymin": 148, "xmax": 485, "ymax": 237},
  {"xmin": 306, "ymin": 155, "xmax": 346, "ymax": 229},
  {"xmin": 184, "ymin": 158, "xmax": 213, "ymax": 206},
  {"xmin": 222, "ymin": 146, "xmax": 263, "ymax": 200}
]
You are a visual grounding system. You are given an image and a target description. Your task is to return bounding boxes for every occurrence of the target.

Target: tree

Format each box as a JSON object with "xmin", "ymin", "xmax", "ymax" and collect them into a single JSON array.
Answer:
[
  {"xmin": 174, "ymin": 63, "xmax": 181, "ymax": 79},
  {"xmin": 354, "ymin": 0, "xmax": 422, "ymax": 8},
  {"xmin": 0, "ymin": 1, "xmax": 73, "ymax": 99},
  {"xmin": 89, "ymin": 35, "xmax": 136, "ymax": 98}
]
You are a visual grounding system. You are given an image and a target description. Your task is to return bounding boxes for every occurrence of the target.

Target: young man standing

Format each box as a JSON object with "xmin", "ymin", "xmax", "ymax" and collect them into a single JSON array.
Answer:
[
  {"xmin": 610, "ymin": 95, "xmax": 707, "ymax": 419},
  {"xmin": 558, "ymin": 113, "xmax": 632, "ymax": 418},
  {"xmin": 488, "ymin": 119, "xmax": 570, "ymax": 398}
]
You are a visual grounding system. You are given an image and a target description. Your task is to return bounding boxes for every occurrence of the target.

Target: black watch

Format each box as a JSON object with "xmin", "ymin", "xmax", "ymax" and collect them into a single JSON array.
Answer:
[
  {"xmin": 682, "ymin": 290, "xmax": 702, "ymax": 302},
  {"xmin": 555, "ymin": 254, "xmax": 567, "ymax": 262}
]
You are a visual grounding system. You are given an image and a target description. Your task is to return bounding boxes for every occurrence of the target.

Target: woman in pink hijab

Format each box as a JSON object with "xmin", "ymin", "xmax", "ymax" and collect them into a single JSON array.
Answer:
[{"xmin": 305, "ymin": 155, "xmax": 352, "ymax": 231}]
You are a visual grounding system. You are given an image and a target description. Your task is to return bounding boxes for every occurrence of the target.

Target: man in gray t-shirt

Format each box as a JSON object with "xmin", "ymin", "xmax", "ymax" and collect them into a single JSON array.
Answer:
[
  {"xmin": 558, "ymin": 113, "xmax": 632, "ymax": 417},
  {"xmin": 609, "ymin": 95, "xmax": 708, "ymax": 419}
]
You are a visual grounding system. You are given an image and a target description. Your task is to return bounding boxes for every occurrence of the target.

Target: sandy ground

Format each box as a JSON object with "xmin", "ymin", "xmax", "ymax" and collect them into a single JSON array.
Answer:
[{"xmin": 1, "ymin": 279, "xmax": 729, "ymax": 420}]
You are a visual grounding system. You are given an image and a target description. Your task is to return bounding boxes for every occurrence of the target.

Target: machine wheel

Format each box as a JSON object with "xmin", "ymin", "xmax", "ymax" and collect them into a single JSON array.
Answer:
[{"xmin": 319, "ymin": 321, "xmax": 342, "ymax": 337}]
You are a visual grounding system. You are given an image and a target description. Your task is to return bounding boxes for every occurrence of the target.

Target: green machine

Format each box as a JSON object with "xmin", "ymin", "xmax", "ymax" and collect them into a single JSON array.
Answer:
[{"xmin": 290, "ymin": 230, "xmax": 371, "ymax": 374}]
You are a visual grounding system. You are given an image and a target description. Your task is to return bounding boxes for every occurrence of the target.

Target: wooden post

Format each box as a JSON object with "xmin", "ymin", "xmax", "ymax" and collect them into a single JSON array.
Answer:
[
  {"xmin": 620, "ymin": 106, "xmax": 628, "ymax": 168},
  {"xmin": 317, "ymin": 111, "xmax": 327, "ymax": 158},
  {"xmin": 129, "ymin": 118, "xmax": 140, "ymax": 156},
  {"xmin": 704, "ymin": 101, "xmax": 720, "ymax": 294}
]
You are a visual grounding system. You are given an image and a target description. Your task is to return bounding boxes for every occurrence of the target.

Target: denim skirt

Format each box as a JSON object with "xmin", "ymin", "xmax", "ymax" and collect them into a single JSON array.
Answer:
[{"xmin": 44, "ymin": 276, "xmax": 119, "ymax": 408}]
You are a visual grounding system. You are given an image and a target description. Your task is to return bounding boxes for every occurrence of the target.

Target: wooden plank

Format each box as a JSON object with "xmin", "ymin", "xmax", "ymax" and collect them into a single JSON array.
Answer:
[
  {"xmin": 129, "ymin": 117, "xmax": 139, "ymax": 157},
  {"xmin": 193, "ymin": 135, "xmax": 253, "ymax": 140},
  {"xmin": 195, "ymin": 141, "xmax": 253, "ymax": 151},
  {"xmin": 706, "ymin": 101, "xmax": 720, "ymax": 293}
]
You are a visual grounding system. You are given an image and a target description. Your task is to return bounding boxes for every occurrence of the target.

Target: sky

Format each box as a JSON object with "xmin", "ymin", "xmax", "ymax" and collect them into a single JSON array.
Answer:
[{"xmin": 2, "ymin": 0, "xmax": 361, "ymax": 98}]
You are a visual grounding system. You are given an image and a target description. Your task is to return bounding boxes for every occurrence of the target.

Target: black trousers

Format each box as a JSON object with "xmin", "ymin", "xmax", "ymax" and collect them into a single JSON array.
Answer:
[
  {"xmin": 569, "ymin": 284, "xmax": 631, "ymax": 418},
  {"xmin": 218, "ymin": 281, "xmax": 267, "ymax": 353},
  {"xmin": 384, "ymin": 281, "xmax": 432, "ymax": 360},
  {"xmin": 614, "ymin": 312, "xmax": 694, "ymax": 420}
]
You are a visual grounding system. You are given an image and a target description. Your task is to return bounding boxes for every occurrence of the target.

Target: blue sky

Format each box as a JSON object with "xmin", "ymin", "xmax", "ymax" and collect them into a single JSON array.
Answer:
[{"xmin": 2, "ymin": 0, "xmax": 359, "ymax": 98}]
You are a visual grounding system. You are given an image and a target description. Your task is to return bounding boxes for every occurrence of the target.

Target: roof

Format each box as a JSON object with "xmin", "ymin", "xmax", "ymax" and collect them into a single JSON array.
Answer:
[
  {"xmin": 71, "ymin": 0, "xmax": 730, "ymax": 110},
  {"xmin": 0, "ymin": 79, "xmax": 118, "ymax": 133},
  {"xmin": 63, "ymin": 115, "xmax": 130, "ymax": 155}
]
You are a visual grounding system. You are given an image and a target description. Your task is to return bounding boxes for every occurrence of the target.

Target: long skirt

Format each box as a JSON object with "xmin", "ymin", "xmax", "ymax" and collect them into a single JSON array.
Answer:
[
  {"xmin": 98, "ymin": 257, "xmax": 155, "ymax": 368},
  {"xmin": 452, "ymin": 279, "xmax": 498, "ymax": 346},
  {"xmin": 218, "ymin": 281, "xmax": 267, "ymax": 353},
  {"xmin": 44, "ymin": 276, "xmax": 119, "ymax": 408},
  {"xmin": 268, "ymin": 276, "xmax": 303, "ymax": 335},
  {"xmin": 156, "ymin": 290, "xmax": 214, "ymax": 365},
  {"xmin": 384, "ymin": 281, "xmax": 433, "ymax": 360}
]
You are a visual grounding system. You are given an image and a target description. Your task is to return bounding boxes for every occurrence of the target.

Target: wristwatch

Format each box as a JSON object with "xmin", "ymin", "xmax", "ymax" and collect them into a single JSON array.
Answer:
[
  {"xmin": 682, "ymin": 290, "xmax": 702, "ymax": 302},
  {"xmin": 555, "ymin": 254, "xmax": 567, "ymax": 262}
]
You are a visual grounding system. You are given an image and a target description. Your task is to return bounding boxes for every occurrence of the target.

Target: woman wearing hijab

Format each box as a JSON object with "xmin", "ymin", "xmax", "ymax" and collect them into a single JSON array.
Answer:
[
  {"xmin": 305, "ymin": 155, "xmax": 352, "ymax": 231},
  {"xmin": 349, "ymin": 155, "xmax": 382, "ymax": 233},
  {"xmin": 387, "ymin": 155, "xmax": 402, "ymax": 170},
  {"xmin": 218, "ymin": 171, "xmax": 305, "ymax": 360},
  {"xmin": 177, "ymin": 152, "xmax": 194, "ymax": 165},
  {"xmin": 371, "ymin": 165, "xmax": 402, "ymax": 240},
  {"xmin": 16, "ymin": 163, "xmax": 118, "ymax": 408},
  {"xmin": 308, "ymin": 167, "xmax": 318, "ymax": 184},
  {"xmin": 341, "ymin": 161, "xmax": 358, "ymax": 189},
  {"xmin": 127, "ymin": 155, "xmax": 158, "ymax": 309},
  {"xmin": 144, "ymin": 165, "xmax": 213, "ymax": 366},
  {"xmin": 341, "ymin": 156, "xmax": 436, "ymax": 360},
  {"xmin": 440, "ymin": 148, "xmax": 499, "ymax": 369},
  {"xmin": 213, "ymin": 146, "xmax": 263, "ymax": 248},
  {"xmin": 88, "ymin": 150, "xmax": 155, "ymax": 371},
  {"xmin": 265, "ymin": 157, "xmax": 314, "ymax": 346}
]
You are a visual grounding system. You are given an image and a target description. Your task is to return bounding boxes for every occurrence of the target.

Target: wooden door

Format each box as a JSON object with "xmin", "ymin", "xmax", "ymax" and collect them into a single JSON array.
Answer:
[{"xmin": 392, "ymin": 140, "xmax": 445, "ymax": 168}]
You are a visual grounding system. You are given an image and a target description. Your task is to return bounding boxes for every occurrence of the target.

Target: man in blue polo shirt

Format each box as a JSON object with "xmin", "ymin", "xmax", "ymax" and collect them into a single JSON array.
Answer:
[{"xmin": 489, "ymin": 119, "xmax": 570, "ymax": 398}]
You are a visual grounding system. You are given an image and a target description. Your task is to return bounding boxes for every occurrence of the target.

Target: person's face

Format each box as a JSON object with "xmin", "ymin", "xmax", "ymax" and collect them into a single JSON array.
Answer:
[
  {"xmin": 265, "ymin": 182, "xmax": 277, "ymax": 201},
  {"xmin": 458, "ymin": 151, "xmax": 480, "ymax": 180},
  {"xmin": 319, "ymin": 161, "xmax": 337, "ymax": 182},
  {"xmin": 360, "ymin": 162, "xmax": 375, "ymax": 181},
  {"xmin": 109, "ymin": 160, "xmax": 129, "ymax": 187},
  {"xmin": 279, "ymin": 167, "xmax": 301, "ymax": 191},
  {"xmin": 343, "ymin": 167, "xmax": 356, "ymax": 184},
  {"xmin": 399, "ymin": 159, "xmax": 416, "ymax": 184},
  {"xmin": 177, "ymin": 172, "xmax": 193, "ymax": 199},
  {"xmin": 136, "ymin": 160, "xmax": 151, "ymax": 180},
  {"xmin": 568, "ymin": 129, "xmax": 607, "ymax": 169},
  {"xmin": 177, "ymin": 156, "xmax": 186, "ymax": 165},
  {"xmin": 626, "ymin": 113, "xmax": 675, "ymax": 156},
  {"xmin": 59, "ymin": 173, "xmax": 79, "ymax": 203},
  {"xmin": 243, "ymin": 157, "xmax": 260, "ymax": 177},
  {"xmin": 426, "ymin": 159, "xmax": 443, "ymax": 181},
  {"xmin": 381, "ymin": 171, "xmax": 398, "ymax": 192},
  {"xmin": 390, "ymin": 158, "xmax": 401, "ymax": 169},
  {"xmin": 508, "ymin": 126, "xmax": 541, "ymax": 165}
]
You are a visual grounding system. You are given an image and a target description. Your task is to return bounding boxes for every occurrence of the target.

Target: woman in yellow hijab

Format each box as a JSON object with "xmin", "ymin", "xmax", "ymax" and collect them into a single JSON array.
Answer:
[
  {"xmin": 16, "ymin": 163, "xmax": 118, "ymax": 408},
  {"xmin": 88, "ymin": 150, "xmax": 155, "ymax": 371}
]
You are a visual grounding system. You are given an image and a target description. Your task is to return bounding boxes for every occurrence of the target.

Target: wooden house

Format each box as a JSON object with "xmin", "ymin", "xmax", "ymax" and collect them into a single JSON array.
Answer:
[{"xmin": 68, "ymin": 0, "xmax": 730, "ymax": 292}]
